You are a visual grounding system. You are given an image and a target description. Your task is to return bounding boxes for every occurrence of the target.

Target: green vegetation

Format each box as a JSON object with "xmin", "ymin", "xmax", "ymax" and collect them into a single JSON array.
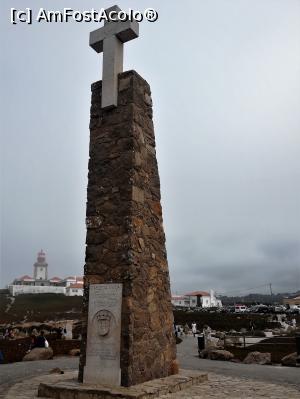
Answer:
[{"xmin": 0, "ymin": 293, "xmax": 82, "ymax": 324}]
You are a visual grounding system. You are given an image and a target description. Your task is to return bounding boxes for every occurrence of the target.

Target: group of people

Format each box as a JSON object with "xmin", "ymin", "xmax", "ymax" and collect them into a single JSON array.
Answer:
[
  {"xmin": 28, "ymin": 330, "xmax": 49, "ymax": 351},
  {"xmin": 1, "ymin": 329, "xmax": 15, "ymax": 340},
  {"xmin": 174, "ymin": 322, "xmax": 212, "ymax": 340}
]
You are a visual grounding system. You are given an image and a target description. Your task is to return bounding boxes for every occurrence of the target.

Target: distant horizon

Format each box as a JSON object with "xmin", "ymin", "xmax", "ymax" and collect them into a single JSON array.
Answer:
[{"xmin": 1, "ymin": 247, "xmax": 299, "ymax": 297}]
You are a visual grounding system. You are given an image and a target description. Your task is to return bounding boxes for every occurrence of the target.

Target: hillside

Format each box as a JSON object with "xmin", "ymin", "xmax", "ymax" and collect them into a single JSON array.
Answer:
[
  {"xmin": 0, "ymin": 292, "xmax": 82, "ymax": 324},
  {"xmin": 219, "ymin": 292, "xmax": 299, "ymax": 305}
]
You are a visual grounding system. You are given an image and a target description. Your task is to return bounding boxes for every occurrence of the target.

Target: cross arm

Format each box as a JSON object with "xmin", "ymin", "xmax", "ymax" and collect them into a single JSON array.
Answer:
[{"xmin": 89, "ymin": 20, "xmax": 139, "ymax": 53}]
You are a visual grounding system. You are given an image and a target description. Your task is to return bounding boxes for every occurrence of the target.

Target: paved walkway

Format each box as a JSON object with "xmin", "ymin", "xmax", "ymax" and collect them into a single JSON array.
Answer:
[
  {"xmin": 1, "ymin": 336, "xmax": 299, "ymax": 398},
  {"xmin": 2, "ymin": 370, "xmax": 300, "ymax": 399},
  {"xmin": 178, "ymin": 335, "xmax": 300, "ymax": 390}
]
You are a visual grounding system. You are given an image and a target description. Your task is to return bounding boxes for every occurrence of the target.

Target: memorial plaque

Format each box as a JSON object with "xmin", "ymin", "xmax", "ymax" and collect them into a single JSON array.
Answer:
[{"xmin": 83, "ymin": 283, "xmax": 122, "ymax": 385}]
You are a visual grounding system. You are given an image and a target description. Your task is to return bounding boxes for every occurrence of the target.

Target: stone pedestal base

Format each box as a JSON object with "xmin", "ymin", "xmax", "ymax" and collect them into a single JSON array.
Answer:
[{"xmin": 38, "ymin": 369, "xmax": 208, "ymax": 399}]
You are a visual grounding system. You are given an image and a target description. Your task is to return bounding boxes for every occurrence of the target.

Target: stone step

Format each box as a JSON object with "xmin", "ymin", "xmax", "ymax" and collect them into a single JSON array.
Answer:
[{"xmin": 38, "ymin": 369, "xmax": 208, "ymax": 399}]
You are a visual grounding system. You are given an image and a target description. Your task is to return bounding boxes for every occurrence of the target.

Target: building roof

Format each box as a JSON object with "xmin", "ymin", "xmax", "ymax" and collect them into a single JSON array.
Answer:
[
  {"xmin": 67, "ymin": 283, "xmax": 83, "ymax": 289},
  {"xmin": 172, "ymin": 295, "xmax": 186, "ymax": 300},
  {"xmin": 185, "ymin": 291, "xmax": 210, "ymax": 297},
  {"xmin": 17, "ymin": 275, "xmax": 35, "ymax": 281},
  {"xmin": 49, "ymin": 277, "xmax": 62, "ymax": 282},
  {"xmin": 65, "ymin": 276, "xmax": 76, "ymax": 280}
]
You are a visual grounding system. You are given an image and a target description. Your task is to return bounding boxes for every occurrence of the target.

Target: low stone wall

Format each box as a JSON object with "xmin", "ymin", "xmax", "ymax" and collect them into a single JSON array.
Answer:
[
  {"xmin": 227, "ymin": 342, "xmax": 296, "ymax": 363},
  {"xmin": 0, "ymin": 337, "xmax": 31, "ymax": 363},
  {"xmin": 0, "ymin": 338, "xmax": 80, "ymax": 364}
]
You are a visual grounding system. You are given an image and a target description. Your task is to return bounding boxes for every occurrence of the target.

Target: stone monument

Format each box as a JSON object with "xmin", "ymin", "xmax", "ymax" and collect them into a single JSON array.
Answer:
[
  {"xmin": 38, "ymin": 5, "xmax": 208, "ymax": 398},
  {"xmin": 78, "ymin": 5, "xmax": 176, "ymax": 387}
]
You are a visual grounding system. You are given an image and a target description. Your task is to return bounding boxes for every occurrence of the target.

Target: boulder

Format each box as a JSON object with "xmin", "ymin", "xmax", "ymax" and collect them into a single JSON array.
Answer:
[
  {"xmin": 208, "ymin": 349, "xmax": 234, "ymax": 361},
  {"xmin": 69, "ymin": 348, "xmax": 80, "ymax": 356},
  {"xmin": 49, "ymin": 367, "xmax": 64, "ymax": 374},
  {"xmin": 215, "ymin": 331, "xmax": 225, "ymax": 339},
  {"xmin": 243, "ymin": 351, "xmax": 271, "ymax": 365},
  {"xmin": 23, "ymin": 347, "xmax": 53, "ymax": 361},
  {"xmin": 281, "ymin": 352, "xmax": 298, "ymax": 367},
  {"xmin": 199, "ymin": 349, "xmax": 209, "ymax": 359},
  {"xmin": 199, "ymin": 349, "xmax": 234, "ymax": 361}
]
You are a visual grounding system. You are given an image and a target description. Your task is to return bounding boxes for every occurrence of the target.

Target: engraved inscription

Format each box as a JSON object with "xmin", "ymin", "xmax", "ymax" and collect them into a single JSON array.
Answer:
[{"xmin": 84, "ymin": 283, "xmax": 122, "ymax": 385}]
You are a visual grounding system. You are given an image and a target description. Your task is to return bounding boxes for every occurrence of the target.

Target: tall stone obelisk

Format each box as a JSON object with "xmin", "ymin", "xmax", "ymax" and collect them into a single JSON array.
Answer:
[{"xmin": 79, "ymin": 6, "xmax": 176, "ymax": 387}]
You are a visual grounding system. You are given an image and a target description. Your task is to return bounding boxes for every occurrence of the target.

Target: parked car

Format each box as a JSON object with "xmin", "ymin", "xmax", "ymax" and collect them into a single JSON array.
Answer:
[{"xmin": 234, "ymin": 305, "xmax": 247, "ymax": 313}]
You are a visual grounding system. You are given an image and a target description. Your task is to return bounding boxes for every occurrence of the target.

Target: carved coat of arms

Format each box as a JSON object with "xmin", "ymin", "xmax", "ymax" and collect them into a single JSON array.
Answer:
[{"xmin": 93, "ymin": 309, "xmax": 114, "ymax": 337}]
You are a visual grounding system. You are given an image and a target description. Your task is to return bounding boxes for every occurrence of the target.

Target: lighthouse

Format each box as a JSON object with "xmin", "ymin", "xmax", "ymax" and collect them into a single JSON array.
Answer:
[{"xmin": 33, "ymin": 249, "xmax": 48, "ymax": 282}]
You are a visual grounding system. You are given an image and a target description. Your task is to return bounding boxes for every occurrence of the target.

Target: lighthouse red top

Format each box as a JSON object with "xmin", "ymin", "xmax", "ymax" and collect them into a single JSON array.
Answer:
[{"xmin": 37, "ymin": 249, "xmax": 46, "ymax": 263}]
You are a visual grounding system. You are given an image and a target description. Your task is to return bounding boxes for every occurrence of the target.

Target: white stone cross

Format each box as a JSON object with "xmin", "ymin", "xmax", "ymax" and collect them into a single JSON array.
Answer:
[{"xmin": 89, "ymin": 5, "xmax": 139, "ymax": 109}]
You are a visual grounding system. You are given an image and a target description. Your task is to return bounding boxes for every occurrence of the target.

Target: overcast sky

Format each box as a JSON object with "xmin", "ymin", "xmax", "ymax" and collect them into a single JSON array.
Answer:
[{"xmin": 1, "ymin": 0, "xmax": 299, "ymax": 295}]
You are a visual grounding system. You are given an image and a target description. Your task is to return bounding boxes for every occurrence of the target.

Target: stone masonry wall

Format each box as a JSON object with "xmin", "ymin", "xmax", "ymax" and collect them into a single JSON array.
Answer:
[{"xmin": 78, "ymin": 70, "xmax": 176, "ymax": 386}]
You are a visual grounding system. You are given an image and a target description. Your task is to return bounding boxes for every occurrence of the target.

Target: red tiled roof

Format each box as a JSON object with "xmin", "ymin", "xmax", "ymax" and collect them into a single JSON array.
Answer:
[
  {"xmin": 65, "ymin": 276, "xmax": 76, "ymax": 280},
  {"xmin": 185, "ymin": 291, "xmax": 210, "ymax": 297},
  {"xmin": 68, "ymin": 283, "xmax": 83, "ymax": 289},
  {"xmin": 18, "ymin": 275, "xmax": 34, "ymax": 281},
  {"xmin": 172, "ymin": 295, "xmax": 186, "ymax": 300},
  {"xmin": 50, "ymin": 277, "xmax": 61, "ymax": 281}
]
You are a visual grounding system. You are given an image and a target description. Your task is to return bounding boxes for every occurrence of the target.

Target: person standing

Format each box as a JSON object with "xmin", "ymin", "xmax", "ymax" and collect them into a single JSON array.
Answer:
[
  {"xmin": 192, "ymin": 322, "xmax": 197, "ymax": 337},
  {"xmin": 35, "ymin": 331, "xmax": 46, "ymax": 348}
]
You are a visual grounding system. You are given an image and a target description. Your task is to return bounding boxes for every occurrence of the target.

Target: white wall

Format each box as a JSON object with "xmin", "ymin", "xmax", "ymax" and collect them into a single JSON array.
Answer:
[
  {"xmin": 66, "ymin": 287, "xmax": 83, "ymax": 296},
  {"xmin": 171, "ymin": 298, "xmax": 186, "ymax": 307},
  {"xmin": 8, "ymin": 284, "xmax": 66, "ymax": 296}
]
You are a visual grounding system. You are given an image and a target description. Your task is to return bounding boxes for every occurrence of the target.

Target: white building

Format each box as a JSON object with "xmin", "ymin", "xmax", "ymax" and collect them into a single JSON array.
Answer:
[
  {"xmin": 171, "ymin": 295, "xmax": 189, "ymax": 307},
  {"xmin": 8, "ymin": 250, "xmax": 83, "ymax": 296},
  {"xmin": 66, "ymin": 283, "xmax": 84, "ymax": 296},
  {"xmin": 172, "ymin": 290, "xmax": 222, "ymax": 308}
]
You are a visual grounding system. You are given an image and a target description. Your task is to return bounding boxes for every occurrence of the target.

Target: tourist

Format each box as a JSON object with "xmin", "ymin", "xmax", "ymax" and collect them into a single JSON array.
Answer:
[
  {"xmin": 184, "ymin": 323, "xmax": 189, "ymax": 335},
  {"xmin": 8, "ymin": 330, "xmax": 15, "ymax": 339},
  {"xmin": 203, "ymin": 324, "xmax": 212, "ymax": 345},
  {"xmin": 57, "ymin": 327, "xmax": 63, "ymax": 340},
  {"xmin": 30, "ymin": 334, "xmax": 37, "ymax": 350},
  {"xmin": 35, "ymin": 330, "xmax": 46, "ymax": 348},
  {"xmin": 191, "ymin": 322, "xmax": 197, "ymax": 337}
]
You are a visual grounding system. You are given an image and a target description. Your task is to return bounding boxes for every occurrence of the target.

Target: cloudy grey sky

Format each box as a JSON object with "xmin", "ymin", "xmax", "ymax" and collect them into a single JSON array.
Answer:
[{"xmin": 1, "ymin": 0, "xmax": 299, "ymax": 295}]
